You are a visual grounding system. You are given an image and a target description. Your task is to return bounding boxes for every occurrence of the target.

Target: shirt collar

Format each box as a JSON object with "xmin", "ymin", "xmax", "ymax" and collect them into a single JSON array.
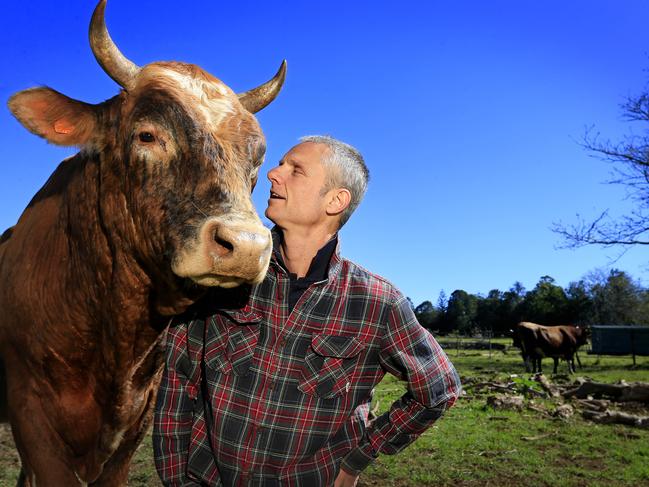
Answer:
[{"xmin": 271, "ymin": 227, "xmax": 341, "ymax": 282}]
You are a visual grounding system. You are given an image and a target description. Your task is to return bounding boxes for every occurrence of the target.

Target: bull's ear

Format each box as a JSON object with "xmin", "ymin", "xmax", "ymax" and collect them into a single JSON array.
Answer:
[{"xmin": 8, "ymin": 87, "xmax": 98, "ymax": 147}]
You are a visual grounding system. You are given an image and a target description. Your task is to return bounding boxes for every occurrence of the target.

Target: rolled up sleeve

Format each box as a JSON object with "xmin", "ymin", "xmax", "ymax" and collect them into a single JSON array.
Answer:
[{"xmin": 341, "ymin": 293, "xmax": 461, "ymax": 474}]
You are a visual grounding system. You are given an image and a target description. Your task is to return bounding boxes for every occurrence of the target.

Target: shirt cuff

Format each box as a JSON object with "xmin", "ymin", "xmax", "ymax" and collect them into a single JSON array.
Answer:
[{"xmin": 340, "ymin": 445, "xmax": 378, "ymax": 475}]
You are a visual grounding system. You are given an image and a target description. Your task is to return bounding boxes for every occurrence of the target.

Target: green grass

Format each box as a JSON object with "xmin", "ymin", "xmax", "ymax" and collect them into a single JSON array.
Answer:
[
  {"xmin": 1, "ymin": 348, "xmax": 649, "ymax": 486},
  {"xmin": 358, "ymin": 349, "xmax": 649, "ymax": 487},
  {"xmin": 361, "ymin": 375, "xmax": 649, "ymax": 486}
]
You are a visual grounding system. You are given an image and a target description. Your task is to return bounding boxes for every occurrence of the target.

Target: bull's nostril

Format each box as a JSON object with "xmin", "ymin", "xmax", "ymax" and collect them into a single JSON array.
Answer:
[{"xmin": 214, "ymin": 233, "xmax": 234, "ymax": 254}]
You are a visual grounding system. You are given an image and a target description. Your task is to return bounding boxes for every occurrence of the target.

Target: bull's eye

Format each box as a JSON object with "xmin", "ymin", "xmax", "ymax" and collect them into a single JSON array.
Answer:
[{"xmin": 138, "ymin": 132, "xmax": 155, "ymax": 143}]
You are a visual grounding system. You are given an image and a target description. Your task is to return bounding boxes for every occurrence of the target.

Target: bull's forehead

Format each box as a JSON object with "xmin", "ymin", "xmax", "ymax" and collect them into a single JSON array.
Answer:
[{"xmin": 133, "ymin": 62, "xmax": 261, "ymax": 136}]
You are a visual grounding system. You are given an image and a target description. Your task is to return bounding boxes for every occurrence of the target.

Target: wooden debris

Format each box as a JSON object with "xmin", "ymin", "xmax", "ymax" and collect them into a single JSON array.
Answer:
[
  {"xmin": 521, "ymin": 432, "xmax": 554, "ymax": 441},
  {"xmin": 553, "ymin": 404, "xmax": 574, "ymax": 419},
  {"xmin": 464, "ymin": 375, "xmax": 649, "ymax": 430},
  {"xmin": 472, "ymin": 381, "xmax": 516, "ymax": 393},
  {"xmin": 563, "ymin": 380, "xmax": 649, "ymax": 403},
  {"xmin": 577, "ymin": 398, "xmax": 610, "ymax": 412},
  {"xmin": 535, "ymin": 374, "xmax": 561, "ymax": 398},
  {"xmin": 582, "ymin": 409, "xmax": 649, "ymax": 428},
  {"xmin": 486, "ymin": 394, "xmax": 525, "ymax": 411},
  {"xmin": 526, "ymin": 403, "xmax": 550, "ymax": 416}
]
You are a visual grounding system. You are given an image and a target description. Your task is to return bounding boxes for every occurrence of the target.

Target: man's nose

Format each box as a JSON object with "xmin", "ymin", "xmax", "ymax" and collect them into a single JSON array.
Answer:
[{"xmin": 267, "ymin": 166, "xmax": 281, "ymax": 183}]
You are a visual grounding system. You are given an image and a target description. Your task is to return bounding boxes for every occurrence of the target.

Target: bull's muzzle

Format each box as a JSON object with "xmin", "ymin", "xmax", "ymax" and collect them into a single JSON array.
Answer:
[{"xmin": 173, "ymin": 217, "xmax": 272, "ymax": 288}]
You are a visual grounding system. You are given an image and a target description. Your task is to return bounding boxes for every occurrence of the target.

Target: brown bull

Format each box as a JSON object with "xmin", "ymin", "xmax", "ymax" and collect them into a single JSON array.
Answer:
[
  {"xmin": 0, "ymin": 1, "xmax": 286, "ymax": 485},
  {"xmin": 513, "ymin": 322, "xmax": 589, "ymax": 374}
]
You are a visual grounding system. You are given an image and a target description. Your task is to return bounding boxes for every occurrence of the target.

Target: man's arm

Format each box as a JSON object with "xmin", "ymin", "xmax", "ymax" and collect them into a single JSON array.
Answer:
[
  {"xmin": 153, "ymin": 322, "xmax": 203, "ymax": 487},
  {"xmin": 340, "ymin": 292, "xmax": 461, "ymax": 475}
]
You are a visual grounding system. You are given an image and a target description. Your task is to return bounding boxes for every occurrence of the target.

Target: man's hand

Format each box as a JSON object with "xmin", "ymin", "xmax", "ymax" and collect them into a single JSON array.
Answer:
[{"xmin": 334, "ymin": 467, "xmax": 360, "ymax": 487}]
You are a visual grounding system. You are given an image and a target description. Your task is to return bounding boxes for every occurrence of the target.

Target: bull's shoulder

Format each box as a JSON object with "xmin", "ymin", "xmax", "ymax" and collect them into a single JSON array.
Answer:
[
  {"xmin": 537, "ymin": 326, "xmax": 560, "ymax": 342},
  {"xmin": 26, "ymin": 152, "xmax": 93, "ymax": 209},
  {"xmin": 518, "ymin": 321, "xmax": 542, "ymax": 329},
  {"xmin": 556, "ymin": 325, "xmax": 583, "ymax": 344}
]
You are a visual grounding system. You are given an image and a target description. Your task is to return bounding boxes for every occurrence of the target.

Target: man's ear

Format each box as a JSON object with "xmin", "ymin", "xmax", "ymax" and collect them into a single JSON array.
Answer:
[
  {"xmin": 326, "ymin": 188, "xmax": 351, "ymax": 217},
  {"xmin": 8, "ymin": 87, "xmax": 98, "ymax": 147}
]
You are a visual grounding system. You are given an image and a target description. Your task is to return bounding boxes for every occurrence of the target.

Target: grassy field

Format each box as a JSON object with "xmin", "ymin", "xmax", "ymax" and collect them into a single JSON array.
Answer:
[{"xmin": 1, "ymin": 341, "xmax": 648, "ymax": 486}]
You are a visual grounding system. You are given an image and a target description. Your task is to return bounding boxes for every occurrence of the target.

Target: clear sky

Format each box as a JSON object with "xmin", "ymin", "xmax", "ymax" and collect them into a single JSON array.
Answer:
[{"xmin": 1, "ymin": 1, "xmax": 649, "ymax": 306}]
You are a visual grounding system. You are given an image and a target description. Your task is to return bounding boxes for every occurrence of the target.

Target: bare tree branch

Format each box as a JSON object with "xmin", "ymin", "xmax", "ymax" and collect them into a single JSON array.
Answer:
[{"xmin": 554, "ymin": 86, "xmax": 649, "ymax": 248}]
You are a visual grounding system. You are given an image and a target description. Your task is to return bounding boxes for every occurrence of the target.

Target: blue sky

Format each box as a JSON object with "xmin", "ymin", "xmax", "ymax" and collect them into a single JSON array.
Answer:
[{"xmin": 1, "ymin": 1, "xmax": 649, "ymax": 306}]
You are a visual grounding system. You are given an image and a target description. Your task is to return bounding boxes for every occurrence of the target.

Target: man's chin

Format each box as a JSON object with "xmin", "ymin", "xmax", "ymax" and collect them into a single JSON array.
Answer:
[{"xmin": 264, "ymin": 207, "xmax": 276, "ymax": 223}]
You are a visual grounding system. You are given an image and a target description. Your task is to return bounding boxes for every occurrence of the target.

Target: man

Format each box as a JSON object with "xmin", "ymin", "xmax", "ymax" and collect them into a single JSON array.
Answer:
[{"xmin": 154, "ymin": 136, "xmax": 461, "ymax": 487}]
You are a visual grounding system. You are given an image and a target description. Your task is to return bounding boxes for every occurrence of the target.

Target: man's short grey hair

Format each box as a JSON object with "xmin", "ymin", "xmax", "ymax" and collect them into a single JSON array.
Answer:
[{"xmin": 300, "ymin": 135, "xmax": 370, "ymax": 228}]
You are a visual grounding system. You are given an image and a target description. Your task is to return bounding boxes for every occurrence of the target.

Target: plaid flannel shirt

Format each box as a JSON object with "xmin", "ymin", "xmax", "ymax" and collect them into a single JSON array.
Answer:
[{"xmin": 153, "ymin": 233, "xmax": 461, "ymax": 487}]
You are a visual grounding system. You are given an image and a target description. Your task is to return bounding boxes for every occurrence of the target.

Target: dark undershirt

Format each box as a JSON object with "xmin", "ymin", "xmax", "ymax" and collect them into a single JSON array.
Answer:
[{"xmin": 275, "ymin": 236, "xmax": 338, "ymax": 313}]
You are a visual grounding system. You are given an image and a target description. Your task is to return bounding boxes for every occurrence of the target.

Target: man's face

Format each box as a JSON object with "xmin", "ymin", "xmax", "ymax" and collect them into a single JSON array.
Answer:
[{"xmin": 265, "ymin": 142, "xmax": 332, "ymax": 231}]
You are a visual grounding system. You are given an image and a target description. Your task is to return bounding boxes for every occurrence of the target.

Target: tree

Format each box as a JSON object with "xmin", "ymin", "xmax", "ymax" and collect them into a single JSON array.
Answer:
[
  {"xmin": 429, "ymin": 290, "xmax": 449, "ymax": 334},
  {"xmin": 502, "ymin": 282, "xmax": 526, "ymax": 328},
  {"xmin": 474, "ymin": 289, "xmax": 503, "ymax": 335},
  {"xmin": 436, "ymin": 290, "xmax": 448, "ymax": 314},
  {"xmin": 564, "ymin": 280, "xmax": 593, "ymax": 324},
  {"xmin": 446, "ymin": 290, "xmax": 479, "ymax": 335},
  {"xmin": 587, "ymin": 269, "xmax": 646, "ymax": 325},
  {"xmin": 553, "ymin": 85, "xmax": 649, "ymax": 247},
  {"xmin": 519, "ymin": 276, "xmax": 570, "ymax": 324},
  {"xmin": 414, "ymin": 300, "xmax": 437, "ymax": 329}
]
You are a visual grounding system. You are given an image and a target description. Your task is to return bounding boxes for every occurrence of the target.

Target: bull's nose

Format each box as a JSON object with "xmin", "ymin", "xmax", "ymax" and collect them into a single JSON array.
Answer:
[
  {"xmin": 210, "ymin": 222, "xmax": 270, "ymax": 259},
  {"xmin": 201, "ymin": 219, "xmax": 272, "ymax": 281}
]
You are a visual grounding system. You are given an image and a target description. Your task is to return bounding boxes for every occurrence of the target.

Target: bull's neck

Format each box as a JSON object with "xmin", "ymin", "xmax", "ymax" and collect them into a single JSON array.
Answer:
[{"xmin": 49, "ymin": 152, "xmax": 196, "ymax": 353}]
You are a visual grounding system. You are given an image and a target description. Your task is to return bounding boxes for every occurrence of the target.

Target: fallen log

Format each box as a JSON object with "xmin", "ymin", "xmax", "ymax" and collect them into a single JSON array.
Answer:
[
  {"xmin": 534, "ymin": 374, "xmax": 561, "ymax": 398},
  {"xmin": 486, "ymin": 394, "xmax": 525, "ymax": 411},
  {"xmin": 577, "ymin": 398, "xmax": 610, "ymax": 412},
  {"xmin": 470, "ymin": 381, "xmax": 516, "ymax": 393},
  {"xmin": 582, "ymin": 409, "xmax": 649, "ymax": 428},
  {"xmin": 526, "ymin": 403, "xmax": 550, "ymax": 416},
  {"xmin": 553, "ymin": 404, "xmax": 574, "ymax": 419},
  {"xmin": 521, "ymin": 432, "xmax": 554, "ymax": 441},
  {"xmin": 563, "ymin": 380, "xmax": 649, "ymax": 403}
]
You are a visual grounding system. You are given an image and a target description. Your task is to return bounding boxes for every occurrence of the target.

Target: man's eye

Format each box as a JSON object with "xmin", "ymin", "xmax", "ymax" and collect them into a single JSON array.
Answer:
[{"xmin": 139, "ymin": 132, "xmax": 155, "ymax": 143}]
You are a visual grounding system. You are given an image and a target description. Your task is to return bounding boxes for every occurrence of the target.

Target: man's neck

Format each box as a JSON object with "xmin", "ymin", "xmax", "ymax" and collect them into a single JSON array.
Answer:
[{"xmin": 279, "ymin": 227, "xmax": 337, "ymax": 278}]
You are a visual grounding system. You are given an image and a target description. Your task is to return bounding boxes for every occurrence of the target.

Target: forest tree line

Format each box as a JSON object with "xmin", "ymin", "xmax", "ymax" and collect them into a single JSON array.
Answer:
[{"xmin": 411, "ymin": 269, "xmax": 649, "ymax": 336}]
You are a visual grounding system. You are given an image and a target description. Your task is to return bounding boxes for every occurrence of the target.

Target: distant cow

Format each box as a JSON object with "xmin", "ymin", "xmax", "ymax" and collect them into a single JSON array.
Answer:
[
  {"xmin": 512, "ymin": 322, "xmax": 588, "ymax": 374},
  {"xmin": 0, "ymin": 1, "xmax": 285, "ymax": 485}
]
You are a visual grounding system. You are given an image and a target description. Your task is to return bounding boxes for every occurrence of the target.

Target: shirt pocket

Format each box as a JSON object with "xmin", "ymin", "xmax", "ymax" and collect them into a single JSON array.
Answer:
[
  {"xmin": 298, "ymin": 334, "xmax": 365, "ymax": 399},
  {"xmin": 204, "ymin": 308, "xmax": 262, "ymax": 376}
]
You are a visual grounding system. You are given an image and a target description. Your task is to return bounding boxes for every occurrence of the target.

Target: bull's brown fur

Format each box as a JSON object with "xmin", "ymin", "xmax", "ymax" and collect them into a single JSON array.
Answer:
[{"xmin": 1, "ymin": 4, "xmax": 284, "ymax": 485}]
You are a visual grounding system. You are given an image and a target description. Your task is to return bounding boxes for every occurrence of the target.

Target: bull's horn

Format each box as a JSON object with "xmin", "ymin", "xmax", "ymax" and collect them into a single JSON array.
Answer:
[
  {"xmin": 89, "ymin": 0, "xmax": 140, "ymax": 90},
  {"xmin": 238, "ymin": 60, "xmax": 287, "ymax": 113}
]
